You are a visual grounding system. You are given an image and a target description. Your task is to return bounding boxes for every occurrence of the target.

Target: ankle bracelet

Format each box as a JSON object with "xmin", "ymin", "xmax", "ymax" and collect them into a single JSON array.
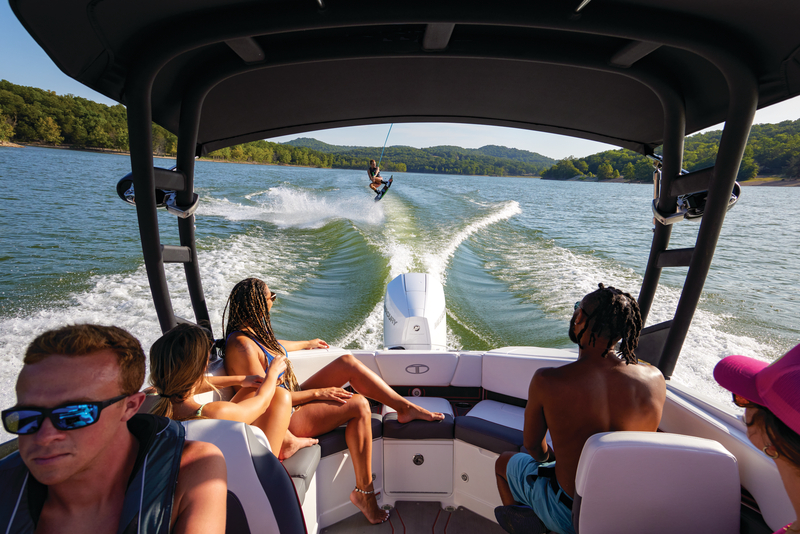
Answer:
[{"xmin": 353, "ymin": 486, "xmax": 375, "ymax": 495}]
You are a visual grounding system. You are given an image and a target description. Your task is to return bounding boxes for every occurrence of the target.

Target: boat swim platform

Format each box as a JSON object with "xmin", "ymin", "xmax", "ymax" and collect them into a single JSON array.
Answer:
[{"xmin": 321, "ymin": 501, "xmax": 507, "ymax": 534}]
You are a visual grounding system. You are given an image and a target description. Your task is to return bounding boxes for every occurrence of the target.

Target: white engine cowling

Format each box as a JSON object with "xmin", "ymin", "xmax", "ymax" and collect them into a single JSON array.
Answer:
[{"xmin": 383, "ymin": 273, "xmax": 447, "ymax": 351}]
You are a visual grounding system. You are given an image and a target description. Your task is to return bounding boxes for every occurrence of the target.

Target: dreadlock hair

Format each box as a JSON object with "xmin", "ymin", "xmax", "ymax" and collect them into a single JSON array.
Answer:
[
  {"xmin": 222, "ymin": 278, "xmax": 300, "ymax": 391},
  {"xmin": 576, "ymin": 283, "xmax": 643, "ymax": 365},
  {"xmin": 149, "ymin": 323, "xmax": 216, "ymax": 420}
]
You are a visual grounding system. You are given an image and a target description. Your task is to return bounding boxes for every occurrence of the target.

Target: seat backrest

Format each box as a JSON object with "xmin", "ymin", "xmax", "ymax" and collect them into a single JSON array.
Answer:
[
  {"xmin": 182, "ymin": 420, "xmax": 306, "ymax": 534},
  {"xmin": 573, "ymin": 431, "xmax": 740, "ymax": 534}
]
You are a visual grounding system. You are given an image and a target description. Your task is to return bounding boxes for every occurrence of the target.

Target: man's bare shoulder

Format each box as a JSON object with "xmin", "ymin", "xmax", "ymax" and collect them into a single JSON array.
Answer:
[
  {"xmin": 172, "ymin": 440, "xmax": 227, "ymax": 533},
  {"xmin": 533, "ymin": 360, "xmax": 584, "ymax": 381},
  {"xmin": 177, "ymin": 440, "xmax": 227, "ymax": 492},
  {"xmin": 529, "ymin": 363, "xmax": 579, "ymax": 396},
  {"xmin": 626, "ymin": 360, "xmax": 667, "ymax": 383}
]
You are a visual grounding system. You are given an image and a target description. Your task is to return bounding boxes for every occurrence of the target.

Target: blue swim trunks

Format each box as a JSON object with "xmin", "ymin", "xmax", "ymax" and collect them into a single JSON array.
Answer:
[{"xmin": 506, "ymin": 453, "xmax": 575, "ymax": 534}]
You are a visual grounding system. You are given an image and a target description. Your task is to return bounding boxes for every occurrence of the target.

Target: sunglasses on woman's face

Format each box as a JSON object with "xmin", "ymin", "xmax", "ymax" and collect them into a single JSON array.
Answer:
[
  {"xmin": 1, "ymin": 394, "xmax": 128, "ymax": 435},
  {"xmin": 732, "ymin": 393, "xmax": 756, "ymax": 408},
  {"xmin": 574, "ymin": 301, "xmax": 582, "ymax": 311},
  {"xmin": 268, "ymin": 291, "xmax": 277, "ymax": 303}
]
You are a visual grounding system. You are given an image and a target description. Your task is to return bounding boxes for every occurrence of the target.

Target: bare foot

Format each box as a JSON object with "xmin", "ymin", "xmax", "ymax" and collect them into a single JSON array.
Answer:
[
  {"xmin": 350, "ymin": 485, "xmax": 390, "ymax": 524},
  {"xmin": 279, "ymin": 435, "xmax": 319, "ymax": 460},
  {"xmin": 396, "ymin": 403, "xmax": 445, "ymax": 424}
]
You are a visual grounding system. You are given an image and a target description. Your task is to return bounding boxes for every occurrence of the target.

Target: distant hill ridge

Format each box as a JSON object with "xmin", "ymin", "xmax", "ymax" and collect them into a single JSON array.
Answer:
[
  {"xmin": 3, "ymin": 80, "xmax": 797, "ymax": 179},
  {"xmin": 284, "ymin": 137, "xmax": 556, "ymax": 175}
]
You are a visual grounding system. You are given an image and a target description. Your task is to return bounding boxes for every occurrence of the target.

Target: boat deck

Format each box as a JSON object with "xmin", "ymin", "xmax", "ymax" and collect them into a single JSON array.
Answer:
[{"xmin": 321, "ymin": 501, "xmax": 508, "ymax": 534}]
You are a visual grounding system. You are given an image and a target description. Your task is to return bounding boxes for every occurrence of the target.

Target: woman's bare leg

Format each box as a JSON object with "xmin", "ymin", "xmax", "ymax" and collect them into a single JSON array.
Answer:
[
  {"xmin": 301, "ymin": 354, "xmax": 444, "ymax": 423},
  {"xmin": 245, "ymin": 387, "xmax": 317, "ymax": 459},
  {"xmin": 289, "ymin": 394, "xmax": 389, "ymax": 524}
]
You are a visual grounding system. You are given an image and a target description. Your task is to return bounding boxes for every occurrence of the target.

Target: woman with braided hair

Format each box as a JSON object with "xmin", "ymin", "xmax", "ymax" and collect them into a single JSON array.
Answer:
[{"xmin": 222, "ymin": 277, "xmax": 444, "ymax": 525}]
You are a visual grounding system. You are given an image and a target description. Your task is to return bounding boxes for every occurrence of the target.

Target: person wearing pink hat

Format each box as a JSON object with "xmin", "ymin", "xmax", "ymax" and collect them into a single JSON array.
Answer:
[{"xmin": 714, "ymin": 343, "xmax": 800, "ymax": 533}]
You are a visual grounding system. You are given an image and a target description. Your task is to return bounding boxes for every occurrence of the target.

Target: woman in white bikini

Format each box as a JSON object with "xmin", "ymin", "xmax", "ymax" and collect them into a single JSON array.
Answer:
[{"xmin": 222, "ymin": 277, "xmax": 445, "ymax": 525}]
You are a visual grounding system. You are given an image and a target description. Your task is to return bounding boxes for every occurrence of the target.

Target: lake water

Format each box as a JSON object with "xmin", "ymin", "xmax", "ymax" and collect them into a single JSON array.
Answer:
[{"xmin": 2, "ymin": 146, "xmax": 799, "ymax": 442}]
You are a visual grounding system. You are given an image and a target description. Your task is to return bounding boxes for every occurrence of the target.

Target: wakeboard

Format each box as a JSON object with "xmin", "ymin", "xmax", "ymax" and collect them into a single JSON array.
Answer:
[{"xmin": 375, "ymin": 176, "xmax": 393, "ymax": 201}]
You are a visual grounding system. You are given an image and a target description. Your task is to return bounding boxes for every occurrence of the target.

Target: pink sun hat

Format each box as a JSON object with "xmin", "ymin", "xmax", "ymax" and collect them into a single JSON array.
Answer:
[{"xmin": 713, "ymin": 343, "xmax": 800, "ymax": 436}]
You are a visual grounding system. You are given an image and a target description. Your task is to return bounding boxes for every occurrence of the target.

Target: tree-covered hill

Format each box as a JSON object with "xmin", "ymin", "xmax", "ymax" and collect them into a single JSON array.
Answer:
[
  {"xmin": 285, "ymin": 138, "xmax": 556, "ymax": 176},
  {"xmin": 542, "ymin": 119, "xmax": 800, "ymax": 182},
  {"xmin": 283, "ymin": 137, "xmax": 362, "ymax": 153},
  {"xmin": 2, "ymin": 80, "xmax": 798, "ymax": 180}
]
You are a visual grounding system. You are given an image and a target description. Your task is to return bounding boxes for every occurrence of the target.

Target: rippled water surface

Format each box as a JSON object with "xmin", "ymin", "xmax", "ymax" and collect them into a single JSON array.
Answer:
[{"xmin": 2, "ymin": 146, "xmax": 799, "ymax": 441}]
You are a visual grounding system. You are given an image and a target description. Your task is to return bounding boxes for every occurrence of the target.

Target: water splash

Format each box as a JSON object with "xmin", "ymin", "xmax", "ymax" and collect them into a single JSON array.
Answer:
[
  {"xmin": 422, "ymin": 201, "xmax": 521, "ymax": 283},
  {"xmin": 201, "ymin": 186, "xmax": 385, "ymax": 229},
  {"xmin": 479, "ymin": 227, "xmax": 775, "ymax": 404}
]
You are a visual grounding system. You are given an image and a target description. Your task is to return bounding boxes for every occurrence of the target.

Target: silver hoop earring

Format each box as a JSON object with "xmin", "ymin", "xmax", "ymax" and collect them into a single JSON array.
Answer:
[{"xmin": 763, "ymin": 446, "xmax": 779, "ymax": 459}]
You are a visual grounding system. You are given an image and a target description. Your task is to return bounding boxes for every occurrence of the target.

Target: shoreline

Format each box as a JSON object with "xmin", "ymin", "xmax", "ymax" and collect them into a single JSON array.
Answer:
[
  {"xmin": 4, "ymin": 143, "xmax": 798, "ymax": 186},
  {"xmin": 541, "ymin": 174, "xmax": 800, "ymax": 187}
]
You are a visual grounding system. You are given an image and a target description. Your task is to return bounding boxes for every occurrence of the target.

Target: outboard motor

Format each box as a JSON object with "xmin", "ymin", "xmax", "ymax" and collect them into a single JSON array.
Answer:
[{"xmin": 383, "ymin": 273, "xmax": 446, "ymax": 351}]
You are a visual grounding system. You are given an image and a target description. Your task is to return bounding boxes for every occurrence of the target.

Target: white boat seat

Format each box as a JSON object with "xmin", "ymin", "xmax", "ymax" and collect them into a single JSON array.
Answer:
[
  {"xmin": 315, "ymin": 413, "xmax": 383, "ymax": 457},
  {"xmin": 282, "ymin": 444, "xmax": 321, "ymax": 506},
  {"xmin": 182, "ymin": 419, "xmax": 307, "ymax": 534},
  {"xmin": 455, "ymin": 399, "xmax": 526, "ymax": 454},
  {"xmin": 573, "ymin": 431, "xmax": 740, "ymax": 534},
  {"xmin": 382, "ymin": 397, "xmax": 454, "ymax": 439}
]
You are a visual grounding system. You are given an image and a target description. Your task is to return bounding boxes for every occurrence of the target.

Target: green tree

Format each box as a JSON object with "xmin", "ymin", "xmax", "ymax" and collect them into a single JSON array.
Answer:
[
  {"xmin": 542, "ymin": 159, "xmax": 582, "ymax": 179},
  {"xmin": 0, "ymin": 110, "xmax": 15, "ymax": 141},
  {"xmin": 36, "ymin": 116, "xmax": 63, "ymax": 145},
  {"xmin": 597, "ymin": 161, "xmax": 614, "ymax": 180},
  {"xmin": 622, "ymin": 162, "xmax": 635, "ymax": 180}
]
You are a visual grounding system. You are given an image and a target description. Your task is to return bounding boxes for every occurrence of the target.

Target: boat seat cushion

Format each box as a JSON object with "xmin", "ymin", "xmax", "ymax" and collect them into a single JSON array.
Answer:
[
  {"xmin": 454, "ymin": 399, "xmax": 525, "ymax": 454},
  {"xmin": 573, "ymin": 431, "xmax": 740, "ymax": 534},
  {"xmin": 383, "ymin": 397, "xmax": 455, "ymax": 439},
  {"xmin": 463, "ymin": 399, "xmax": 524, "ymax": 430},
  {"xmin": 316, "ymin": 413, "xmax": 383, "ymax": 457},
  {"xmin": 181, "ymin": 419, "xmax": 306, "ymax": 534},
  {"xmin": 282, "ymin": 444, "xmax": 321, "ymax": 506},
  {"xmin": 455, "ymin": 416, "xmax": 524, "ymax": 454}
]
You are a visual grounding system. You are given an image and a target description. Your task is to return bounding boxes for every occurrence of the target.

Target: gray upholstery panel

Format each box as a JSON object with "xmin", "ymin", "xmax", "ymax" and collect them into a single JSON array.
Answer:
[
  {"xmin": 454, "ymin": 416, "xmax": 524, "ymax": 454},
  {"xmin": 283, "ymin": 444, "xmax": 321, "ymax": 481},
  {"xmin": 291, "ymin": 477, "xmax": 308, "ymax": 506},
  {"xmin": 283, "ymin": 444, "xmax": 321, "ymax": 506},
  {"xmin": 317, "ymin": 413, "xmax": 382, "ymax": 458},
  {"xmin": 244, "ymin": 425, "xmax": 307, "ymax": 533},
  {"xmin": 382, "ymin": 412, "xmax": 455, "ymax": 439}
]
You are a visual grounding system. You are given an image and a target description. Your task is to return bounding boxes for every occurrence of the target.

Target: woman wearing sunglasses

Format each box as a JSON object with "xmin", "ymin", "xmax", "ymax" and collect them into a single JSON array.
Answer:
[
  {"xmin": 714, "ymin": 343, "xmax": 800, "ymax": 533},
  {"xmin": 148, "ymin": 323, "xmax": 303, "ymax": 459},
  {"xmin": 222, "ymin": 277, "xmax": 445, "ymax": 525}
]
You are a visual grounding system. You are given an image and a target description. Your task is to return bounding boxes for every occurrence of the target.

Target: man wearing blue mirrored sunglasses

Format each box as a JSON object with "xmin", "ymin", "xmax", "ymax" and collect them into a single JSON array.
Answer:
[{"xmin": 0, "ymin": 324, "xmax": 227, "ymax": 534}]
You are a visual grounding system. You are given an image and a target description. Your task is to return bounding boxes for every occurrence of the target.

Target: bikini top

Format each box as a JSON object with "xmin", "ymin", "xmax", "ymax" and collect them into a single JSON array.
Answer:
[{"xmin": 226, "ymin": 331, "xmax": 287, "ymax": 383}]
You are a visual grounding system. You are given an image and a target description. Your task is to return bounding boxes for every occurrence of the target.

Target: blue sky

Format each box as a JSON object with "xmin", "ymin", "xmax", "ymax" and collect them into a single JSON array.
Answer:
[{"xmin": 3, "ymin": 2, "xmax": 800, "ymax": 160}]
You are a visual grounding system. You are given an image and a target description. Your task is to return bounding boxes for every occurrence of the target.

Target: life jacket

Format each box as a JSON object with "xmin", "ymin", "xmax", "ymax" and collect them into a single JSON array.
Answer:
[{"xmin": 0, "ymin": 414, "xmax": 185, "ymax": 534}]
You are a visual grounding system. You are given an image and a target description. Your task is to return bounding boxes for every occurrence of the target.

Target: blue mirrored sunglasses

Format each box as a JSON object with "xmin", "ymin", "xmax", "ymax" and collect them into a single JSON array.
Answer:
[
  {"xmin": 2, "ymin": 394, "xmax": 128, "ymax": 435},
  {"xmin": 574, "ymin": 301, "xmax": 582, "ymax": 311}
]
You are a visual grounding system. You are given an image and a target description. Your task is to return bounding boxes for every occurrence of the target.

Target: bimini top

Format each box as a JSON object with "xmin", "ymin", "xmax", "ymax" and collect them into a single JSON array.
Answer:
[{"xmin": 11, "ymin": 0, "xmax": 800, "ymax": 155}]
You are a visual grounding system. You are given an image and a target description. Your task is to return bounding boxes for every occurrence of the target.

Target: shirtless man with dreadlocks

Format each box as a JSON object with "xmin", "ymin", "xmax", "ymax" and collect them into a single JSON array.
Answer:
[{"xmin": 494, "ymin": 284, "xmax": 666, "ymax": 534}]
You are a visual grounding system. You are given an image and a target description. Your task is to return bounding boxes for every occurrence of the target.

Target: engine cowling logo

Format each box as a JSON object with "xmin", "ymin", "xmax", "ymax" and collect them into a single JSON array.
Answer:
[{"xmin": 405, "ymin": 364, "xmax": 430, "ymax": 374}]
